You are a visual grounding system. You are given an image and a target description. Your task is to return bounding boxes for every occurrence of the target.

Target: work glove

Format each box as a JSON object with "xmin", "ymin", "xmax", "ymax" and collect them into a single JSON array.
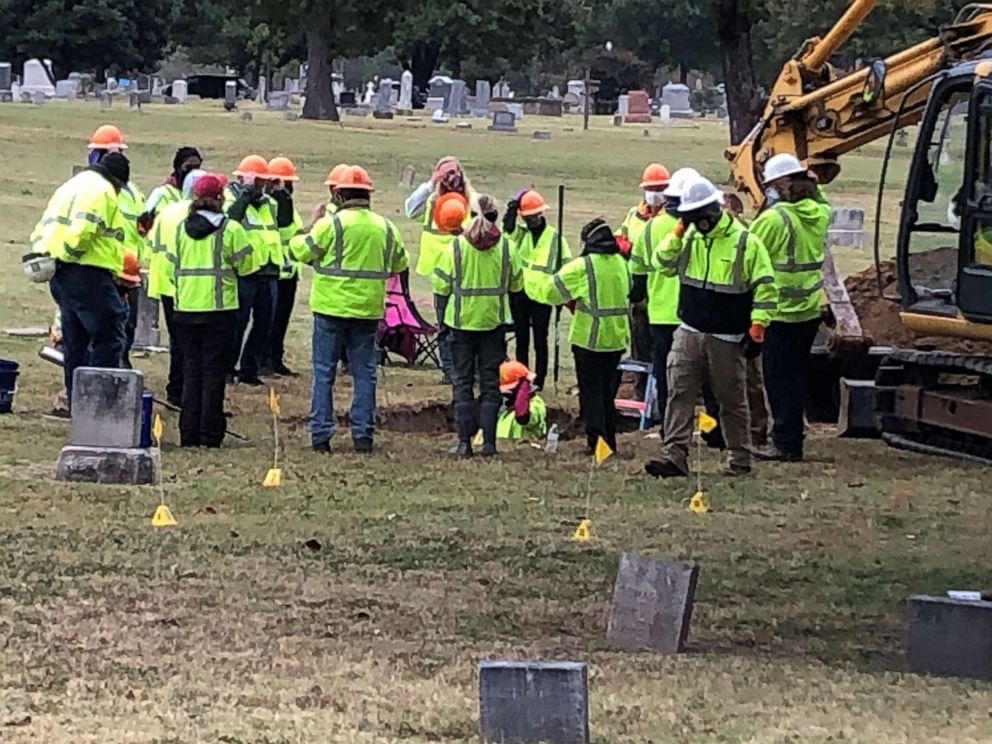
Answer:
[
  {"xmin": 227, "ymin": 191, "xmax": 252, "ymax": 222},
  {"xmin": 503, "ymin": 199, "xmax": 519, "ymax": 234},
  {"xmin": 137, "ymin": 211, "xmax": 155, "ymax": 237},
  {"xmin": 271, "ymin": 189, "xmax": 295, "ymax": 228}
]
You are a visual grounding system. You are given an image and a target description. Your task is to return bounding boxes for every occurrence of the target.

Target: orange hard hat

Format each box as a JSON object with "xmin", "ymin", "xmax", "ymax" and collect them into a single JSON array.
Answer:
[
  {"xmin": 435, "ymin": 193, "xmax": 468, "ymax": 234},
  {"xmin": 119, "ymin": 251, "xmax": 141, "ymax": 284},
  {"xmin": 88, "ymin": 124, "xmax": 127, "ymax": 150},
  {"xmin": 267, "ymin": 156, "xmax": 299, "ymax": 181},
  {"xmin": 640, "ymin": 163, "xmax": 671, "ymax": 188},
  {"xmin": 499, "ymin": 360, "xmax": 536, "ymax": 392},
  {"xmin": 233, "ymin": 154, "xmax": 271, "ymax": 179},
  {"xmin": 324, "ymin": 163, "xmax": 351, "ymax": 187},
  {"xmin": 338, "ymin": 165, "xmax": 374, "ymax": 192},
  {"xmin": 518, "ymin": 190, "xmax": 547, "ymax": 217}
]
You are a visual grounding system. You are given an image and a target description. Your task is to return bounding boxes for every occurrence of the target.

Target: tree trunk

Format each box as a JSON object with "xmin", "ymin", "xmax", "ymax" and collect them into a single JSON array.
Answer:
[
  {"xmin": 302, "ymin": 13, "xmax": 338, "ymax": 121},
  {"xmin": 679, "ymin": 62, "xmax": 688, "ymax": 85},
  {"xmin": 717, "ymin": 0, "xmax": 762, "ymax": 145},
  {"xmin": 411, "ymin": 41, "xmax": 441, "ymax": 93}
]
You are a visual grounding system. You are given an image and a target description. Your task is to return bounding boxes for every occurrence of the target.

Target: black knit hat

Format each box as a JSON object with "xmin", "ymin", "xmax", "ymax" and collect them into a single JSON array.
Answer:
[
  {"xmin": 100, "ymin": 152, "xmax": 131, "ymax": 184},
  {"xmin": 173, "ymin": 146, "xmax": 202, "ymax": 171}
]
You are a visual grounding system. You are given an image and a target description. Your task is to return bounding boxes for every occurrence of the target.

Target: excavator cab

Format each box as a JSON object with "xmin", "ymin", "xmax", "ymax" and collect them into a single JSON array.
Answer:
[{"xmin": 894, "ymin": 63, "xmax": 992, "ymax": 338}]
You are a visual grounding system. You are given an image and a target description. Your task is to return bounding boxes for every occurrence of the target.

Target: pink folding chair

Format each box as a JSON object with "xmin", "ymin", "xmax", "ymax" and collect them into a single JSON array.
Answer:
[{"xmin": 377, "ymin": 275, "xmax": 441, "ymax": 367}]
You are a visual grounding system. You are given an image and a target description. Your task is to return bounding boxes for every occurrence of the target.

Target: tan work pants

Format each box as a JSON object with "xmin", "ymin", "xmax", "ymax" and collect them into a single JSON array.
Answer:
[
  {"xmin": 662, "ymin": 328, "xmax": 750, "ymax": 471},
  {"xmin": 747, "ymin": 356, "xmax": 769, "ymax": 447}
]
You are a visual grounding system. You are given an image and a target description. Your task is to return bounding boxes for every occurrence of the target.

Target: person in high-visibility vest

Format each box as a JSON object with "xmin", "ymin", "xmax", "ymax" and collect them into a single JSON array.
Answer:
[
  {"xmin": 164, "ymin": 174, "xmax": 256, "ymax": 447},
  {"xmin": 86, "ymin": 125, "xmax": 146, "ymax": 368},
  {"xmin": 750, "ymin": 154, "xmax": 830, "ymax": 462},
  {"xmin": 290, "ymin": 166, "xmax": 411, "ymax": 455},
  {"xmin": 405, "ymin": 156, "xmax": 474, "ymax": 383},
  {"xmin": 644, "ymin": 176, "xmax": 777, "ymax": 479},
  {"xmin": 629, "ymin": 167, "xmax": 696, "ymax": 427},
  {"xmin": 533, "ymin": 218, "xmax": 630, "ymax": 453},
  {"xmin": 143, "ymin": 146, "xmax": 203, "ymax": 220},
  {"xmin": 432, "ymin": 195, "xmax": 523, "ymax": 457},
  {"xmin": 504, "ymin": 189, "xmax": 571, "ymax": 391},
  {"xmin": 262, "ymin": 156, "xmax": 304, "ymax": 377},
  {"xmin": 30, "ymin": 151, "xmax": 132, "ymax": 408},
  {"xmin": 323, "ymin": 163, "xmax": 350, "ymax": 213},
  {"xmin": 497, "ymin": 360, "xmax": 548, "ymax": 441},
  {"xmin": 224, "ymin": 154, "xmax": 280, "ymax": 385}
]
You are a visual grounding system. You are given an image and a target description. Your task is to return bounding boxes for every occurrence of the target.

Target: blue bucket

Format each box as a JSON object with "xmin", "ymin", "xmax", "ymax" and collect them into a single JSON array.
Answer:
[
  {"xmin": 0, "ymin": 359, "xmax": 19, "ymax": 414},
  {"xmin": 139, "ymin": 390, "xmax": 154, "ymax": 447}
]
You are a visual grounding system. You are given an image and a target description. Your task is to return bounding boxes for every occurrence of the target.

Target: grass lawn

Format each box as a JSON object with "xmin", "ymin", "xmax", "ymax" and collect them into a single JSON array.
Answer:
[{"xmin": 1, "ymin": 101, "xmax": 990, "ymax": 743}]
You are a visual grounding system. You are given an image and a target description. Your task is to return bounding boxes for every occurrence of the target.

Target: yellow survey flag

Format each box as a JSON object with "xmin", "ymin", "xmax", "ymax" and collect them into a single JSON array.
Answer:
[
  {"xmin": 594, "ymin": 437, "xmax": 613, "ymax": 465},
  {"xmin": 572, "ymin": 518, "xmax": 591, "ymax": 542},
  {"xmin": 152, "ymin": 414, "xmax": 163, "ymax": 445},
  {"xmin": 263, "ymin": 467, "xmax": 283, "ymax": 488},
  {"xmin": 268, "ymin": 387, "xmax": 280, "ymax": 415},
  {"xmin": 697, "ymin": 411, "xmax": 718, "ymax": 434},
  {"xmin": 687, "ymin": 491, "xmax": 710, "ymax": 514},
  {"xmin": 151, "ymin": 504, "xmax": 177, "ymax": 527},
  {"xmin": 472, "ymin": 429, "xmax": 484, "ymax": 446}
]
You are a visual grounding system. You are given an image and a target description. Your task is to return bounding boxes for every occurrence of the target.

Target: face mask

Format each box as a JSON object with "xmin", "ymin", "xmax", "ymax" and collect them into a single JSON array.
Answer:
[
  {"xmin": 524, "ymin": 216, "xmax": 545, "ymax": 232},
  {"xmin": 644, "ymin": 191, "xmax": 666, "ymax": 207},
  {"xmin": 765, "ymin": 187, "xmax": 780, "ymax": 205},
  {"xmin": 685, "ymin": 205, "xmax": 723, "ymax": 234}
]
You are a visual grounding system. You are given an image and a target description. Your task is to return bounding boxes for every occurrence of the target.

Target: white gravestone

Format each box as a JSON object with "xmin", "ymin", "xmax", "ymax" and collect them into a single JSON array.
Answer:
[
  {"xmin": 398, "ymin": 70, "xmax": 413, "ymax": 110},
  {"xmin": 172, "ymin": 79, "xmax": 188, "ymax": 102},
  {"xmin": 661, "ymin": 83, "xmax": 693, "ymax": 118},
  {"xmin": 21, "ymin": 58, "xmax": 55, "ymax": 97}
]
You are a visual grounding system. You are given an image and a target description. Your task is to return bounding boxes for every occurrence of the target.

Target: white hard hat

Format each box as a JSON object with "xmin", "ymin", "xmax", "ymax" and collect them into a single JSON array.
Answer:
[
  {"xmin": 678, "ymin": 177, "xmax": 724, "ymax": 212},
  {"xmin": 762, "ymin": 153, "xmax": 807, "ymax": 184},
  {"xmin": 182, "ymin": 168, "xmax": 208, "ymax": 198},
  {"xmin": 662, "ymin": 167, "xmax": 701, "ymax": 198}
]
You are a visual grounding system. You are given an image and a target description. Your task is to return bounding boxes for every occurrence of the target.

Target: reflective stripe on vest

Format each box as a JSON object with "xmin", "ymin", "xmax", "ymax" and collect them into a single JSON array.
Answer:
[
  {"xmin": 575, "ymin": 256, "xmax": 628, "ymax": 349},
  {"xmin": 311, "ymin": 214, "xmax": 395, "ymax": 280},
  {"xmin": 772, "ymin": 206, "xmax": 825, "ymax": 273},
  {"xmin": 449, "ymin": 238, "xmax": 512, "ymax": 327},
  {"xmin": 175, "ymin": 219, "xmax": 233, "ymax": 310},
  {"xmin": 677, "ymin": 231, "xmax": 763, "ymax": 295}
]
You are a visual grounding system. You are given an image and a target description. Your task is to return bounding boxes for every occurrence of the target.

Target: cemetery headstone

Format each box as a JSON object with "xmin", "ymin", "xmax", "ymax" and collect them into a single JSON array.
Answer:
[
  {"xmin": 447, "ymin": 79, "xmax": 468, "ymax": 115},
  {"xmin": 339, "ymin": 90, "xmax": 357, "ymax": 107},
  {"xmin": 606, "ymin": 553, "xmax": 699, "ymax": 654},
  {"xmin": 224, "ymin": 80, "xmax": 237, "ymax": 110},
  {"xmin": 172, "ymin": 79, "xmax": 188, "ymax": 102},
  {"xmin": 56, "ymin": 368, "xmax": 159, "ymax": 485},
  {"xmin": 32, "ymin": 90, "xmax": 46, "ymax": 105},
  {"xmin": 551, "ymin": 84, "xmax": 561, "ymax": 99},
  {"xmin": 661, "ymin": 83, "xmax": 694, "ymax": 119},
  {"xmin": 363, "ymin": 81, "xmax": 375, "ymax": 105},
  {"xmin": 132, "ymin": 272, "xmax": 161, "ymax": 350},
  {"xmin": 0, "ymin": 63, "xmax": 12, "ymax": 93},
  {"xmin": 267, "ymin": 90, "xmax": 290, "ymax": 111},
  {"xmin": 429, "ymin": 75, "xmax": 453, "ymax": 108},
  {"xmin": 660, "ymin": 104, "xmax": 671, "ymax": 123},
  {"xmin": 21, "ymin": 58, "xmax": 55, "ymax": 97},
  {"xmin": 431, "ymin": 108, "xmax": 450, "ymax": 124},
  {"xmin": 506, "ymin": 103, "xmax": 524, "ymax": 121},
  {"xmin": 425, "ymin": 96, "xmax": 445, "ymax": 113},
  {"xmin": 10, "ymin": 82, "xmax": 20, "ymax": 102},
  {"xmin": 533, "ymin": 130, "xmax": 552, "ymax": 140},
  {"xmin": 374, "ymin": 79, "xmax": 394, "ymax": 119},
  {"xmin": 240, "ymin": 111, "xmax": 253, "ymax": 123},
  {"xmin": 256, "ymin": 75, "xmax": 267, "ymax": 104},
  {"xmin": 479, "ymin": 661, "xmax": 589, "ymax": 744},
  {"xmin": 617, "ymin": 94, "xmax": 630, "ymax": 119},
  {"xmin": 828, "ymin": 207, "xmax": 866, "ymax": 249},
  {"xmin": 283, "ymin": 111, "xmax": 298, "ymax": 122},
  {"xmin": 624, "ymin": 90, "xmax": 652, "ymax": 124},
  {"xmin": 100, "ymin": 90, "xmax": 112, "ymax": 110},
  {"xmin": 473, "ymin": 80, "xmax": 491, "ymax": 117},
  {"xmin": 399, "ymin": 165, "xmax": 416, "ymax": 188},
  {"xmin": 398, "ymin": 70, "xmax": 413, "ymax": 111},
  {"xmin": 906, "ymin": 595, "xmax": 992, "ymax": 680},
  {"xmin": 493, "ymin": 79, "xmax": 511, "ymax": 99},
  {"xmin": 488, "ymin": 110, "xmax": 517, "ymax": 133}
]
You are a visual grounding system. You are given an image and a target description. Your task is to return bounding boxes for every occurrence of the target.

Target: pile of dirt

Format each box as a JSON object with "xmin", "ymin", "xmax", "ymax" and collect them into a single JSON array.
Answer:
[{"xmin": 844, "ymin": 257, "xmax": 992, "ymax": 356}]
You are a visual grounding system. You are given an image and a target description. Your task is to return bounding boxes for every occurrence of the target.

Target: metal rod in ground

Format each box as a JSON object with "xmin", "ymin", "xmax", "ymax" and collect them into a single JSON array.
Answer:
[
  {"xmin": 553, "ymin": 184, "xmax": 566, "ymax": 392},
  {"xmin": 38, "ymin": 346, "xmax": 249, "ymax": 441}
]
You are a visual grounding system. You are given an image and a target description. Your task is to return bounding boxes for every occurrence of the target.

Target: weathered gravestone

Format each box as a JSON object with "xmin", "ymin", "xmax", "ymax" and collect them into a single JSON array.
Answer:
[
  {"xmin": 906, "ymin": 595, "xmax": 992, "ymax": 680},
  {"xmin": 32, "ymin": 91, "xmax": 46, "ymax": 106},
  {"xmin": 56, "ymin": 368, "xmax": 158, "ymax": 485},
  {"xmin": 447, "ymin": 79, "xmax": 468, "ymax": 115},
  {"xmin": 662, "ymin": 83, "xmax": 694, "ymax": 118},
  {"xmin": 488, "ymin": 110, "xmax": 517, "ymax": 133},
  {"xmin": 399, "ymin": 165, "xmax": 416, "ymax": 188},
  {"xmin": 606, "ymin": 553, "xmax": 699, "ymax": 654},
  {"xmin": 425, "ymin": 96, "xmax": 445, "ymax": 113},
  {"xmin": 373, "ymin": 79, "xmax": 394, "ymax": 119},
  {"xmin": 828, "ymin": 206, "xmax": 866, "ymax": 249},
  {"xmin": 267, "ymin": 91, "xmax": 290, "ymax": 111},
  {"xmin": 617, "ymin": 94, "xmax": 629, "ymax": 119},
  {"xmin": 132, "ymin": 271, "xmax": 161, "ymax": 350},
  {"xmin": 493, "ymin": 79, "xmax": 511, "ymax": 98},
  {"xmin": 172, "ymin": 79, "xmax": 188, "ymax": 103},
  {"xmin": 472, "ymin": 80, "xmax": 491, "ymax": 117},
  {"xmin": 55, "ymin": 79, "xmax": 78, "ymax": 99},
  {"xmin": 21, "ymin": 58, "xmax": 55, "ymax": 97},
  {"xmin": 428, "ymin": 76, "xmax": 452, "ymax": 108},
  {"xmin": 397, "ymin": 70, "xmax": 413, "ymax": 112},
  {"xmin": 532, "ymin": 130, "xmax": 552, "ymax": 140},
  {"xmin": 624, "ymin": 90, "xmax": 652, "ymax": 124},
  {"xmin": 479, "ymin": 661, "xmax": 589, "ymax": 744},
  {"xmin": 0, "ymin": 63, "xmax": 12, "ymax": 94},
  {"xmin": 224, "ymin": 80, "xmax": 237, "ymax": 110}
]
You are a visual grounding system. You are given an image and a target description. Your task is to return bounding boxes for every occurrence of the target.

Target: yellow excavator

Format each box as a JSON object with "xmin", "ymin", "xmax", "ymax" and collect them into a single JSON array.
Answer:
[{"xmin": 727, "ymin": 1, "xmax": 992, "ymax": 460}]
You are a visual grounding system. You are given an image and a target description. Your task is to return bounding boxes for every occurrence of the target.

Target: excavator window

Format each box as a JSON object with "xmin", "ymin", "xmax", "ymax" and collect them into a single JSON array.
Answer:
[{"xmin": 956, "ymin": 81, "xmax": 992, "ymax": 322}]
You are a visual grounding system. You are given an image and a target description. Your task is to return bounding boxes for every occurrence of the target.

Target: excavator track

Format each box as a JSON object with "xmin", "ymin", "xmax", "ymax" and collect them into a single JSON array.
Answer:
[{"xmin": 875, "ymin": 349, "xmax": 992, "ymax": 464}]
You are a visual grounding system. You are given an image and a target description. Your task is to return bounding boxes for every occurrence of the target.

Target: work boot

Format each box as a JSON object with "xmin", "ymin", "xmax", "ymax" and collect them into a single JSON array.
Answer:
[
  {"xmin": 452, "ymin": 440, "xmax": 473, "ymax": 459},
  {"xmin": 480, "ymin": 441, "xmax": 498, "ymax": 458},
  {"xmin": 724, "ymin": 462, "xmax": 752, "ymax": 477},
  {"xmin": 752, "ymin": 445, "xmax": 802, "ymax": 462},
  {"xmin": 239, "ymin": 375, "xmax": 263, "ymax": 386},
  {"xmin": 312, "ymin": 440, "xmax": 331, "ymax": 454},
  {"xmin": 273, "ymin": 363, "xmax": 298, "ymax": 377},
  {"xmin": 258, "ymin": 365, "xmax": 275, "ymax": 377},
  {"xmin": 644, "ymin": 459, "xmax": 688, "ymax": 479},
  {"xmin": 353, "ymin": 438, "xmax": 374, "ymax": 454}
]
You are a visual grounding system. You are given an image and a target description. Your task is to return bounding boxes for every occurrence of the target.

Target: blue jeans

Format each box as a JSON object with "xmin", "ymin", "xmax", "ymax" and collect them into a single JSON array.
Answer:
[
  {"xmin": 50, "ymin": 262, "xmax": 127, "ymax": 406},
  {"xmin": 310, "ymin": 313, "xmax": 378, "ymax": 446}
]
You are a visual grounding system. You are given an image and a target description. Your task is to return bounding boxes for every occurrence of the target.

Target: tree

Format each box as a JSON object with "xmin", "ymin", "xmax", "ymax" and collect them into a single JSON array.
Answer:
[{"xmin": 717, "ymin": 0, "xmax": 763, "ymax": 144}]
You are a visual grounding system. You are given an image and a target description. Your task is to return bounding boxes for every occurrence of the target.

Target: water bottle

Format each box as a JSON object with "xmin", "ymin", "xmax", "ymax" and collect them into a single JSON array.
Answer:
[{"xmin": 544, "ymin": 424, "xmax": 560, "ymax": 454}]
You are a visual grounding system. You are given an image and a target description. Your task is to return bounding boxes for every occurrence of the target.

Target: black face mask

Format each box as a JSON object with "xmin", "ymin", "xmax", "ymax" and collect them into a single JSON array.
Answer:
[
  {"xmin": 524, "ymin": 216, "xmax": 545, "ymax": 233},
  {"xmin": 682, "ymin": 203, "xmax": 723, "ymax": 234}
]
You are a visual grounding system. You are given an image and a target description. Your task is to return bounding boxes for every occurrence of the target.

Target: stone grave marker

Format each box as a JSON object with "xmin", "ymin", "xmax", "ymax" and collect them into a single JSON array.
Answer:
[
  {"xmin": 906, "ymin": 595, "xmax": 992, "ymax": 680},
  {"xmin": 132, "ymin": 272, "xmax": 161, "ymax": 350},
  {"xmin": 506, "ymin": 103, "xmax": 524, "ymax": 121},
  {"xmin": 446, "ymin": 79, "xmax": 468, "ymax": 115},
  {"xmin": 606, "ymin": 553, "xmax": 699, "ymax": 654},
  {"xmin": 488, "ymin": 111, "xmax": 517, "ymax": 133},
  {"xmin": 397, "ymin": 70, "xmax": 413, "ymax": 112},
  {"xmin": 172, "ymin": 79, "xmax": 188, "ymax": 103},
  {"xmin": 21, "ymin": 58, "xmax": 55, "ymax": 97},
  {"xmin": 617, "ymin": 94, "xmax": 629, "ymax": 119},
  {"xmin": 828, "ymin": 207, "xmax": 866, "ymax": 249},
  {"xmin": 373, "ymin": 79, "xmax": 394, "ymax": 119},
  {"xmin": 57, "ymin": 368, "xmax": 158, "ymax": 485},
  {"xmin": 267, "ymin": 90, "xmax": 290, "ymax": 111},
  {"xmin": 624, "ymin": 90, "xmax": 652, "ymax": 124},
  {"xmin": 493, "ymin": 79, "xmax": 511, "ymax": 98},
  {"xmin": 128, "ymin": 91, "xmax": 140, "ymax": 109},
  {"xmin": 428, "ymin": 76, "xmax": 452, "ymax": 108},
  {"xmin": 472, "ymin": 80, "xmax": 491, "ymax": 117},
  {"xmin": 224, "ymin": 80, "xmax": 237, "ymax": 109},
  {"xmin": 0, "ymin": 62, "xmax": 12, "ymax": 93},
  {"xmin": 425, "ymin": 96, "xmax": 445, "ymax": 113},
  {"xmin": 431, "ymin": 108, "xmax": 450, "ymax": 124},
  {"xmin": 662, "ymin": 82, "xmax": 694, "ymax": 118},
  {"xmin": 896, "ymin": 129, "xmax": 909, "ymax": 147},
  {"xmin": 479, "ymin": 661, "xmax": 589, "ymax": 744},
  {"xmin": 399, "ymin": 165, "xmax": 416, "ymax": 188},
  {"xmin": 100, "ymin": 90, "xmax": 112, "ymax": 110},
  {"xmin": 54, "ymin": 79, "xmax": 78, "ymax": 99},
  {"xmin": 283, "ymin": 111, "xmax": 298, "ymax": 122},
  {"xmin": 256, "ymin": 74, "xmax": 267, "ymax": 104},
  {"xmin": 339, "ymin": 90, "xmax": 357, "ymax": 107},
  {"xmin": 32, "ymin": 90, "xmax": 46, "ymax": 105},
  {"xmin": 532, "ymin": 130, "xmax": 552, "ymax": 140}
]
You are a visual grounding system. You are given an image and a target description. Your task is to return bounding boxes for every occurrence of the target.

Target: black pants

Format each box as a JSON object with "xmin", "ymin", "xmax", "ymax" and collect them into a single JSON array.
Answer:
[
  {"xmin": 176, "ymin": 312, "xmax": 234, "ymax": 447},
  {"xmin": 573, "ymin": 345, "xmax": 622, "ymax": 452},
  {"xmin": 49, "ymin": 262, "xmax": 127, "ymax": 406},
  {"xmin": 510, "ymin": 291, "xmax": 552, "ymax": 389},
  {"xmin": 233, "ymin": 274, "xmax": 277, "ymax": 379},
  {"xmin": 763, "ymin": 318, "xmax": 820, "ymax": 456},
  {"xmin": 450, "ymin": 328, "xmax": 505, "ymax": 445},
  {"xmin": 161, "ymin": 296, "xmax": 184, "ymax": 405},
  {"xmin": 650, "ymin": 324, "xmax": 678, "ymax": 424},
  {"xmin": 267, "ymin": 276, "xmax": 298, "ymax": 368},
  {"xmin": 122, "ymin": 286, "xmax": 140, "ymax": 368}
]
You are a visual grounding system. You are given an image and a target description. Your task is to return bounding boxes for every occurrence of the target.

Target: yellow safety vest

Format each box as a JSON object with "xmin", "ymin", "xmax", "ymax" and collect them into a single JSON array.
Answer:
[
  {"xmin": 171, "ymin": 218, "xmax": 255, "ymax": 312},
  {"xmin": 146, "ymin": 200, "xmax": 191, "ymax": 299}
]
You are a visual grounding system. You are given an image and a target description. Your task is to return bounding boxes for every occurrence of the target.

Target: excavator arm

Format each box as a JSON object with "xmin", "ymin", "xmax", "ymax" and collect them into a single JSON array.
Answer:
[{"xmin": 726, "ymin": 1, "xmax": 992, "ymax": 208}]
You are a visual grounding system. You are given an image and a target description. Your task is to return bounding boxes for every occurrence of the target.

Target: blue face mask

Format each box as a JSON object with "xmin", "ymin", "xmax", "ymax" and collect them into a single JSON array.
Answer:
[{"xmin": 765, "ymin": 187, "xmax": 780, "ymax": 205}]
